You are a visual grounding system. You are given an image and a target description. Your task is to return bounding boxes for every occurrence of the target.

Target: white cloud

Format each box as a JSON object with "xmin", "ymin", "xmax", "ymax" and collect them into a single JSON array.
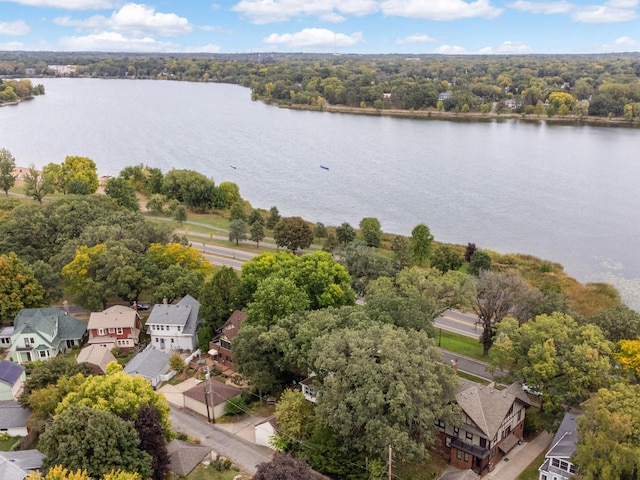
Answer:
[
  {"xmin": 477, "ymin": 40, "xmax": 532, "ymax": 53},
  {"xmin": 0, "ymin": 0, "xmax": 117, "ymax": 9},
  {"xmin": 58, "ymin": 30, "xmax": 219, "ymax": 52},
  {"xmin": 508, "ymin": 1, "xmax": 574, "ymax": 14},
  {"xmin": 183, "ymin": 43, "xmax": 222, "ymax": 53},
  {"xmin": 0, "ymin": 19, "xmax": 30, "ymax": 36},
  {"xmin": 572, "ymin": 0, "xmax": 638, "ymax": 22},
  {"xmin": 380, "ymin": 0, "xmax": 502, "ymax": 20},
  {"xmin": 0, "ymin": 41, "xmax": 25, "ymax": 49},
  {"xmin": 263, "ymin": 28, "xmax": 363, "ymax": 49},
  {"xmin": 232, "ymin": 0, "xmax": 378, "ymax": 24},
  {"xmin": 597, "ymin": 35, "xmax": 638, "ymax": 51},
  {"xmin": 54, "ymin": 3, "xmax": 192, "ymax": 37},
  {"xmin": 433, "ymin": 44, "xmax": 468, "ymax": 54},
  {"xmin": 396, "ymin": 33, "xmax": 435, "ymax": 44}
]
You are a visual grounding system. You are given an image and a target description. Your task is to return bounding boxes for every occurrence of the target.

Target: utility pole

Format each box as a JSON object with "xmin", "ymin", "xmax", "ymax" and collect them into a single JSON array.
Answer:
[
  {"xmin": 388, "ymin": 445, "xmax": 392, "ymax": 480},
  {"xmin": 205, "ymin": 368, "xmax": 215, "ymax": 424}
]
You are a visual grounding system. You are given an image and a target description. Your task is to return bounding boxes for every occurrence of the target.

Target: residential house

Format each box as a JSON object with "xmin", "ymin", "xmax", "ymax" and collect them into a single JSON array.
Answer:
[
  {"xmin": 255, "ymin": 416, "xmax": 279, "ymax": 449},
  {"xmin": 76, "ymin": 345, "xmax": 118, "ymax": 374},
  {"xmin": 209, "ymin": 310, "xmax": 247, "ymax": 370},
  {"xmin": 87, "ymin": 305, "xmax": 141, "ymax": 350},
  {"xmin": 146, "ymin": 295, "xmax": 200, "ymax": 352},
  {"xmin": 8, "ymin": 308, "xmax": 87, "ymax": 364},
  {"xmin": 437, "ymin": 379, "xmax": 531, "ymax": 477},
  {"xmin": 0, "ymin": 401, "xmax": 30, "ymax": 436},
  {"xmin": 438, "ymin": 92, "xmax": 452, "ymax": 102},
  {"xmin": 0, "ymin": 361, "xmax": 25, "ymax": 401},
  {"xmin": 182, "ymin": 377, "xmax": 241, "ymax": 421},
  {"xmin": 505, "ymin": 99, "xmax": 517, "ymax": 109},
  {"xmin": 0, "ymin": 326, "xmax": 13, "ymax": 350},
  {"xmin": 0, "ymin": 450, "xmax": 45, "ymax": 480},
  {"xmin": 300, "ymin": 375, "xmax": 317, "ymax": 403},
  {"xmin": 166, "ymin": 439, "xmax": 212, "ymax": 476},
  {"xmin": 538, "ymin": 413, "xmax": 579, "ymax": 480},
  {"xmin": 124, "ymin": 348, "xmax": 172, "ymax": 389}
]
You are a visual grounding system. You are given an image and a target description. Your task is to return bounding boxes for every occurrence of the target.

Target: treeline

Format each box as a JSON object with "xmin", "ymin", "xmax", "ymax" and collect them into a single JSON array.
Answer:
[
  {"xmin": 0, "ymin": 78, "xmax": 44, "ymax": 103},
  {"xmin": 2, "ymin": 51, "xmax": 640, "ymax": 118}
]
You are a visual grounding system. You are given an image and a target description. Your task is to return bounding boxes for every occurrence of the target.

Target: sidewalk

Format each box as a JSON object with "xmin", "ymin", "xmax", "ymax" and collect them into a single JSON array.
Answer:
[{"xmin": 484, "ymin": 431, "xmax": 553, "ymax": 480}]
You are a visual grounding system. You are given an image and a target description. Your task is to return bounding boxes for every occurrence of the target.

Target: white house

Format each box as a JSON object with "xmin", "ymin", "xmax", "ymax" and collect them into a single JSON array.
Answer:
[
  {"xmin": 538, "ymin": 413, "xmax": 579, "ymax": 480},
  {"xmin": 0, "ymin": 361, "xmax": 25, "ymax": 401},
  {"xmin": 146, "ymin": 295, "xmax": 200, "ymax": 352}
]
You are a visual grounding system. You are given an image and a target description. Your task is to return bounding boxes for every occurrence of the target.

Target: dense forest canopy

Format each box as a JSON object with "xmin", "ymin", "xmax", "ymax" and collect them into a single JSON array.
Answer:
[{"xmin": 1, "ymin": 51, "xmax": 640, "ymax": 118}]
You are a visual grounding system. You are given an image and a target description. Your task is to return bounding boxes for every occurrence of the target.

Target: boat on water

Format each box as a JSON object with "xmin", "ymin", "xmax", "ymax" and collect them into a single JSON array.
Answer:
[
  {"xmin": 320, "ymin": 165, "xmax": 329, "ymax": 170},
  {"xmin": 230, "ymin": 164, "xmax": 236, "ymax": 169}
]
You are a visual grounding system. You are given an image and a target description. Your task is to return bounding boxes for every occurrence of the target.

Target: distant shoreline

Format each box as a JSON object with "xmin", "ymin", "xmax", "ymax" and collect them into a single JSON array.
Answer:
[{"xmin": 284, "ymin": 103, "xmax": 640, "ymax": 128}]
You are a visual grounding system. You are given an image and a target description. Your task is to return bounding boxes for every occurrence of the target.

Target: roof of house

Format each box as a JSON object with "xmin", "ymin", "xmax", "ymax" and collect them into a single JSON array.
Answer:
[
  {"xmin": 547, "ymin": 412, "xmax": 579, "ymax": 459},
  {"xmin": 88, "ymin": 305, "xmax": 139, "ymax": 330},
  {"xmin": 455, "ymin": 379, "xmax": 530, "ymax": 440},
  {"xmin": 76, "ymin": 345, "xmax": 118, "ymax": 374},
  {"xmin": 0, "ymin": 326, "xmax": 14, "ymax": 339},
  {"xmin": 13, "ymin": 308, "xmax": 86, "ymax": 343},
  {"xmin": 146, "ymin": 295, "xmax": 200, "ymax": 335},
  {"xmin": 182, "ymin": 377, "xmax": 241, "ymax": 407},
  {"xmin": 0, "ymin": 361, "xmax": 24, "ymax": 386},
  {"xmin": 0, "ymin": 450, "xmax": 45, "ymax": 480},
  {"xmin": 218, "ymin": 310, "xmax": 247, "ymax": 342},
  {"xmin": 166, "ymin": 439, "xmax": 211, "ymax": 476},
  {"xmin": 256, "ymin": 415, "xmax": 279, "ymax": 430},
  {"xmin": 439, "ymin": 469, "xmax": 481, "ymax": 480},
  {"xmin": 0, "ymin": 401, "xmax": 30, "ymax": 429},
  {"xmin": 124, "ymin": 348, "xmax": 171, "ymax": 380}
]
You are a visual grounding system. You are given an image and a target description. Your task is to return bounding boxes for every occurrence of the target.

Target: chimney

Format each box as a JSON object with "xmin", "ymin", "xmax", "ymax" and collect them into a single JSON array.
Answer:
[
  {"xmin": 132, "ymin": 301, "xmax": 138, "ymax": 312},
  {"xmin": 62, "ymin": 300, "xmax": 70, "ymax": 314},
  {"xmin": 163, "ymin": 297, "xmax": 168, "ymax": 305}
]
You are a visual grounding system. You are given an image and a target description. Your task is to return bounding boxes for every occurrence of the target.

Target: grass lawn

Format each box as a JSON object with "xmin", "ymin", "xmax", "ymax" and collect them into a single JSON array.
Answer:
[
  {"xmin": 457, "ymin": 370, "xmax": 491, "ymax": 385},
  {"xmin": 187, "ymin": 463, "xmax": 244, "ymax": 480},
  {"xmin": 517, "ymin": 448, "xmax": 547, "ymax": 480},
  {"xmin": 395, "ymin": 453, "xmax": 449, "ymax": 480},
  {"xmin": 438, "ymin": 330, "xmax": 484, "ymax": 361},
  {"xmin": 0, "ymin": 436, "xmax": 21, "ymax": 451}
]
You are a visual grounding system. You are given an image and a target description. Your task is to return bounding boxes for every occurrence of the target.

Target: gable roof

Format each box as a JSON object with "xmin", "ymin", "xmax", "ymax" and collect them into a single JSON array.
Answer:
[
  {"xmin": 77, "ymin": 345, "xmax": 118, "ymax": 374},
  {"xmin": 547, "ymin": 412, "xmax": 579, "ymax": 459},
  {"xmin": 182, "ymin": 377, "xmax": 241, "ymax": 407},
  {"xmin": 124, "ymin": 348, "xmax": 171, "ymax": 380},
  {"xmin": 0, "ymin": 361, "xmax": 24, "ymax": 386},
  {"xmin": 146, "ymin": 295, "xmax": 200, "ymax": 334},
  {"xmin": 167, "ymin": 439, "xmax": 211, "ymax": 476},
  {"xmin": 218, "ymin": 310, "xmax": 247, "ymax": 342},
  {"xmin": 13, "ymin": 308, "xmax": 86, "ymax": 344},
  {"xmin": 0, "ymin": 401, "xmax": 29, "ymax": 429},
  {"xmin": 455, "ymin": 380, "xmax": 529, "ymax": 440},
  {"xmin": 0, "ymin": 450, "xmax": 45, "ymax": 480},
  {"xmin": 88, "ymin": 305, "xmax": 139, "ymax": 330}
]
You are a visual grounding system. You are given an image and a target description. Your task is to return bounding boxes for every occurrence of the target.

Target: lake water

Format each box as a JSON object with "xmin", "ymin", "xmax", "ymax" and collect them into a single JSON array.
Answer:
[{"xmin": 2, "ymin": 78, "xmax": 640, "ymax": 308}]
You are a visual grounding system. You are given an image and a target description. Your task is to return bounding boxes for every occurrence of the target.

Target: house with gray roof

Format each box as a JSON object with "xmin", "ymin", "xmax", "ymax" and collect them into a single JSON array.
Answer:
[
  {"xmin": 0, "ymin": 401, "xmax": 30, "ymax": 436},
  {"xmin": 124, "ymin": 347, "xmax": 171, "ymax": 388},
  {"xmin": 76, "ymin": 344, "xmax": 118, "ymax": 374},
  {"xmin": 538, "ymin": 413, "xmax": 579, "ymax": 480},
  {"xmin": 8, "ymin": 308, "xmax": 87, "ymax": 364},
  {"xmin": 0, "ymin": 450, "xmax": 45, "ymax": 480},
  {"xmin": 0, "ymin": 360, "xmax": 25, "ymax": 401},
  {"xmin": 436, "ymin": 379, "xmax": 531, "ymax": 477},
  {"xmin": 167, "ymin": 439, "xmax": 211, "ymax": 476},
  {"xmin": 146, "ymin": 295, "xmax": 200, "ymax": 352}
]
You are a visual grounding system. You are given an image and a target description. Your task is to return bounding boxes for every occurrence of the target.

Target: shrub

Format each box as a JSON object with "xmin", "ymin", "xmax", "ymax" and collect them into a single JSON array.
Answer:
[{"xmin": 225, "ymin": 397, "xmax": 249, "ymax": 416}]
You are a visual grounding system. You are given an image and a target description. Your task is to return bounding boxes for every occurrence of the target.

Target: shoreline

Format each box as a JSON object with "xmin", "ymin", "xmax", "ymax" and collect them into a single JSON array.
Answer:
[{"xmin": 283, "ymin": 103, "xmax": 640, "ymax": 128}]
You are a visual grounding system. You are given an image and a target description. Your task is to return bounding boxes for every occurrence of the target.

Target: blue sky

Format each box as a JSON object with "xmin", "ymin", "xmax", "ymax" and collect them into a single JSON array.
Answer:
[{"xmin": 0, "ymin": 0, "xmax": 639, "ymax": 54}]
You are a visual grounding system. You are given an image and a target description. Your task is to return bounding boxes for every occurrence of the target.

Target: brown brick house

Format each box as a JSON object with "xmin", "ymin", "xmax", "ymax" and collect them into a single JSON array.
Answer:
[{"xmin": 208, "ymin": 310, "xmax": 246, "ymax": 370}]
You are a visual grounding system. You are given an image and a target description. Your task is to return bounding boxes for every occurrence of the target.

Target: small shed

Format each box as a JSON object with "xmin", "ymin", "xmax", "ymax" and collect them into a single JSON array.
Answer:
[
  {"xmin": 166, "ymin": 439, "xmax": 211, "ymax": 476},
  {"xmin": 77, "ymin": 345, "xmax": 117, "ymax": 374},
  {"xmin": 182, "ymin": 378, "xmax": 241, "ymax": 420},
  {"xmin": 255, "ymin": 416, "xmax": 279, "ymax": 449},
  {"xmin": 0, "ymin": 401, "xmax": 30, "ymax": 436}
]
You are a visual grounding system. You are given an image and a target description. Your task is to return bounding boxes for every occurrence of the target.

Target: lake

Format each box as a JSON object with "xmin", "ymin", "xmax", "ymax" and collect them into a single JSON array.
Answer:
[{"xmin": 2, "ymin": 78, "xmax": 640, "ymax": 308}]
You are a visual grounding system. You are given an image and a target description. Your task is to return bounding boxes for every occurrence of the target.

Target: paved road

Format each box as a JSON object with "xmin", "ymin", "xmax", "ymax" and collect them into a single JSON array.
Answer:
[
  {"xmin": 169, "ymin": 406, "xmax": 273, "ymax": 475},
  {"xmin": 435, "ymin": 309, "xmax": 483, "ymax": 339},
  {"xmin": 440, "ymin": 349, "xmax": 507, "ymax": 381}
]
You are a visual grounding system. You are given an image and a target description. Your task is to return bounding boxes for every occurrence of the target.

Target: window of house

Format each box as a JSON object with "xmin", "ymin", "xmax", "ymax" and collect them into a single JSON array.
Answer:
[
  {"xmin": 541, "ymin": 475, "xmax": 547, "ymax": 480},
  {"xmin": 221, "ymin": 340, "xmax": 231, "ymax": 350},
  {"xmin": 453, "ymin": 427, "xmax": 459, "ymax": 437},
  {"xmin": 39, "ymin": 350, "xmax": 47, "ymax": 358},
  {"xmin": 445, "ymin": 437, "xmax": 451, "ymax": 447},
  {"xmin": 178, "ymin": 326, "xmax": 181, "ymax": 331},
  {"xmin": 117, "ymin": 327, "xmax": 123, "ymax": 334},
  {"xmin": 30, "ymin": 337, "xmax": 35, "ymax": 343},
  {"xmin": 570, "ymin": 464, "xmax": 577, "ymax": 474},
  {"xmin": 155, "ymin": 338, "xmax": 159, "ymax": 342},
  {"xmin": 463, "ymin": 453, "xmax": 470, "ymax": 463},
  {"xmin": 456, "ymin": 450, "xmax": 462, "ymax": 460},
  {"xmin": 466, "ymin": 431, "xmax": 473, "ymax": 441},
  {"xmin": 171, "ymin": 338, "xmax": 174, "ymax": 343},
  {"xmin": 551, "ymin": 458, "xmax": 560, "ymax": 468},
  {"xmin": 560, "ymin": 461, "xmax": 569, "ymax": 471},
  {"xmin": 479, "ymin": 438, "xmax": 487, "ymax": 448},
  {"xmin": 517, "ymin": 409, "xmax": 522, "ymax": 421},
  {"xmin": 435, "ymin": 420, "xmax": 445, "ymax": 428},
  {"xmin": 108, "ymin": 328, "xmax": 115, "ymax": 333},
  {"xmin": 24, "ymin": 338, "xmax": 30, "ymax": 348},
  {"xmin": 98, "ymin": 328, "xmax": 105, "ymax": 335}
]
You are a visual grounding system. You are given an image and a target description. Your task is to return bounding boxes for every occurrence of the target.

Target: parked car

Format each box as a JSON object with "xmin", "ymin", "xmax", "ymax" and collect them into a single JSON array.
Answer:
[{"xmin": 522, "ymin": 382, "xmax": 542, "ymax": 396}]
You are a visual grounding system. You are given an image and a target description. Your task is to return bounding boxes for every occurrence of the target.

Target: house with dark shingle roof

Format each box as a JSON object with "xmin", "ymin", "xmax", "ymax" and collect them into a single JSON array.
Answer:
[
  {"xmin": 0, "ymin": 360, "xmax": 25, "ymax": 401},
  {"xmin": 8, "ymin": 308, "xmax": 87, "ymax": 365},
  {"xmin": 538, "ymin": 413, "xmax": 579, "ymax": 480},
  {"xmin": 0, "ymin": 449, "xmax": 45, "ymax": 480},
  {"xmin": 436, "ymin": 379, "xmax": 531, "ymax": 477},
  {"xmin": 182, "ymin": 377, "xmax": 241, "ymax": 420},
  {"xmin": 146, "ymin": 295, "xmax": 200, "ymax": 352},
  {"xmin": 0, "ymin": 401, "xmax": 30, "ymax": 436},
  {"xmin": 166, "ymin": 439, "xmax": 211, "ymax": 476}
]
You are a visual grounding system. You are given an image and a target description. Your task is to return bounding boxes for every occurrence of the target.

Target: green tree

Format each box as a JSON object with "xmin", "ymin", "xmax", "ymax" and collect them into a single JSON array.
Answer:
[
  {"xmin": 145, "ymin": 194, "xmax": 167, "ymax": 214},
  {"xmin": 40, "ymin": 406, "xmax": 152, "ymax": 480},
  {"xmin": 310, "ymin": 324, "xmax": 459, "ymax": 461},
  {"xmin": 229, "ymin": 201, "xmax": 247, "ymax": 221},
  {"xmin": 105, "ymin": 177, "xmax": 140, "ymax": 211},
  {"xmin": 43, "ymin": 156, "xmax": 99, "ymax": 195},
  {"xmin": 273, "ymin": 217, "xmax": 313, "ymax": 253},
  {"xmin": 358, "ymin": 217, "xmax": 382, "ymax": 248},
  {"xmin": 338, "ymin": 241, "xmax": 398, "ymax": 296},
  {"xmin": 199, "ymin": 266, "xmax": 243, "ymax": 329},
  {"xmin": 266, "ymin": 206, "xmax": 280, "ymax": 229},
  {"xmin": 411, "ymin": 223, "xmax": 434, "ymax": 264},
  {"xmin": 574, "ymin": 383, "xmax": 640, "ymax": 480},
  {"xmin": 250, "ymin": 221, "xmax": 265, "ymax": 247},
  {"xmin": 323, "ymin": 233, "xmax": 338, "ymax": 253},
  {"xmin": 473, "ymin": 270, "xmax": 530, "ymax": 355},
  {"xmin": 468, "ymin": 249, "xmax": 492, "ymax": 275},
  {"xmin": 218, "ymin": 181, "xmax": 242, "ymax": 209},
  {"xmin": 0, "ymin": 148, "xmax": 16, "ymax": 195},
  {"xmin": 169, "ymin": 353, "xmax": 186, "ymax": 373},
  {"xmin": 430, "ymin": 245, "xmax": 463, "ymax": 273},
  {"xmin": 588, "ymin": 305, "xmax": 640, "ymax": 343},
  {"xmin": 0, "ymin": 252, "xmax": 46, "ymax": 321},
  {"xmin": 275, "ymin": 389, "xmax": 315, "ymax": 442},
  {"xmin": 390, "ymin": 235, "xmax": 412, "ymax": 268},
  {"xmin": 151, "ymin": 264, "xmax": 203, "ymax": 304},
  {"xmin": 335, "ymin": 222, "xmax": 355, "ymax": 246},
  {"xmin": 314, "ymin": 222, "xmax": 327, "ymax": 238},
  {"xmin": 254, "ymin": 453, "xmax": 315, "ymax": 480},
  {"xmin": 172, "ymin": 205, "xmax": 187, "ymax": 225},
  {"xmin": 248, "ymin": 208, "xmax": 264, "ymax": 226},
  {"xmin": 24, "ymin": 163, "xmax": 53, "ymax": 203},
  {"xmin": 19, "ymin": 356, "xmax": 89, "ymax": 407},
  {"xmin": 229, "ymin": 219, "xmax": 247, "ymax": 245},
  {"xmin": 134, "ymin": 405, "xmax": 170, "ymax": 480},
  {"xmin": 26, "ymin": 373, "xmax": 86, "ymax": 431},
  {"xmin": 247, "ymin": 277, "xmax": 310, "ymax": 327}
]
